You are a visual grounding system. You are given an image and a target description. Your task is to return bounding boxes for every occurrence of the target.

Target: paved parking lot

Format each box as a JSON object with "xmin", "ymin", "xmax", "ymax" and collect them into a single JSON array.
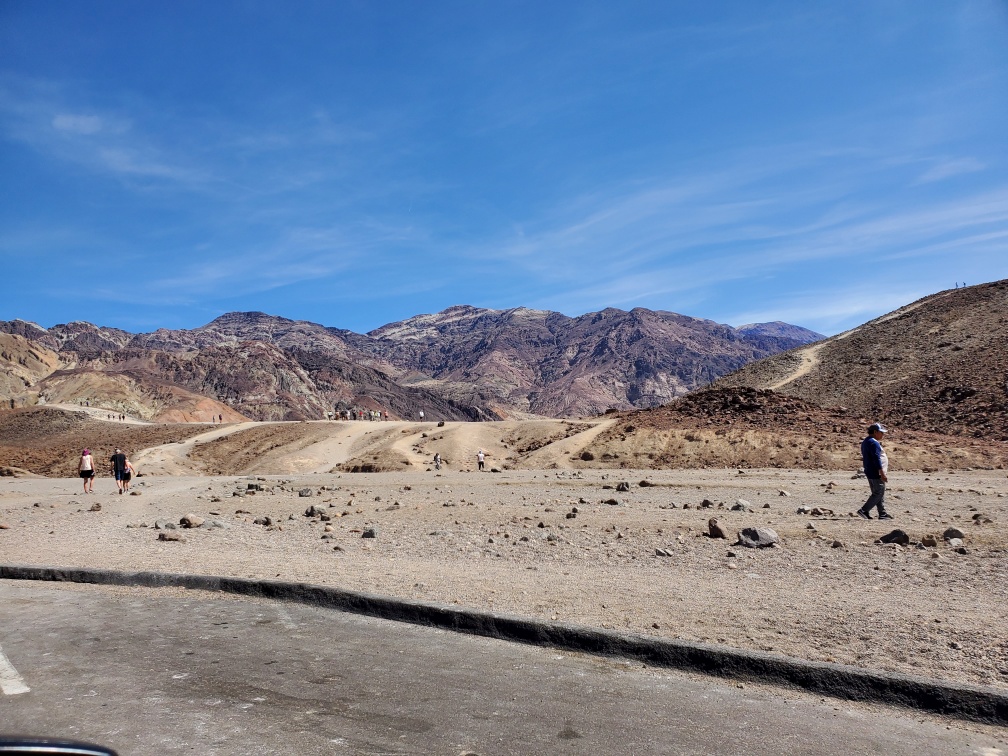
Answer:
[{"xmin": 1, "ymin": 580, "xmax": 1004, "ymax": 755}]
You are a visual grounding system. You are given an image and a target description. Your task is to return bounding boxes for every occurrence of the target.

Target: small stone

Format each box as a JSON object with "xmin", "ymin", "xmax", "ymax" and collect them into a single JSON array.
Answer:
[
  {"xmin": 943, "ymin": 527, "xmax": 964, "ymax": 540},
  {"xmin": 921, "ymin": 535, "xmax": 938, "ymax": 548},
  {"xmin": 947, "ymin": 537, "xmax": 964, "ymax": 548},
  {"xmin": 639, "ymin": 480, "xmax": 653, "ymax": 487},
  {"xmin": 0, "ymin": 523, "xmax": 9, "ymax": 529},
  {"xmin": 361, "ymin": 527, "xmax": 377, "ymax": 539},
  {"xmin": 180, "ymin": 513, "xmax": 204, "ymax": 528},
  {"xmin": 299, "ymin": 488, "xmax": 313, "ymax": 497},
  {"xmin": 956, "ymin": 546, "xmax": 968, "ymax": 555},
  {"xmin": 731, "ymin": 499, "xmax": 751, "ymax": 512},
  {"xmin": 779, "ymin": 490, "xmax": 790, "ymax": 497},
  {"xmin": 253, "ymin": 516, "xmax": 273, "ymax": 526},
  {"xmin": 616, "ymin": 482, "xmax": 630, "ymax": 492},
  {"xmin": 89, "ymin": 503, "xmax": 101, "ymax": 512},
  {"xmin": 129, "ymin": 490, "xmax": 141, "ymax": 496},
  {"xmin": 158, "ymin": 531, "xmax": 184, "ymax": 542},
  {"xmin": 603, "ymin": 498, "xmax": 620, "ymax": 506},
  {"xmin": 708, "ymin": 518, "xmax": 729, "ymax": 540},
  {"xmin": 831, "ymin": 540, "xmax": 843, "ymax": 549}
]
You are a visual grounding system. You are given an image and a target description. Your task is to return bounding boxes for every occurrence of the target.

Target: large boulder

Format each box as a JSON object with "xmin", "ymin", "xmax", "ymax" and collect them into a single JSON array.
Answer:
[
  {"xmin": 737, "ymin": 527, "xmax": 779, "ymax": 548},
  {"xmin": 878, "ymin": 529, "xmax": 910, "ymax": 546}
]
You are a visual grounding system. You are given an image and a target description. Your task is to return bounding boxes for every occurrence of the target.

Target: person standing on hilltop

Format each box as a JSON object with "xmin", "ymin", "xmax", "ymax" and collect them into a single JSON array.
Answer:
[
  {"xmin": 78, "ymin": 448, "xmax": 95, "ymax": 493},
  {"xmin": 110, "ymin": 448, "xmax": 128, "ymax": 494},
  {"xmin": 857, "ymin": 423, "xmax": 892, "ymax": 520}
]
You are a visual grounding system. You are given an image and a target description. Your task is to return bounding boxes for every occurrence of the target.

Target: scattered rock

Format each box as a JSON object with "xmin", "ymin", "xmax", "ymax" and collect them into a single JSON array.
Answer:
[
  {"xmin": 298, "ymin": 488, "xmax": 313, "ymax": 497},
  {"xmin": 956, "ymin": 546, "xmax": 968, "ymax": 555},
  {"xmin": 947, "ymin": 537, "xmax": 964, "ymax": 548},
  {"xmin": 129, "ymin": 490, "xmax": 141, "ymax": 496},
  {"xmin": 731, "ymin": 499, "xmax": 751, "ymax": 512},
  {"xmin": 253, "ymin": 516, "xmax": 273, "ymax": 526},
  {"xmin": 700, "ymin": 499, "xmax": 715, "ymax": 509},
  {"xmin": 362, "ymin": 527, "xmax": 377, "ymax": 538},
  {"xmin": 180, "ymin": 513, "xmax": 204, "ymax": 528},
  {"xmin": 0, "ymin": 523, "xmax": 9, "ymax": 529},
  {"xmin": 603, "ymin": 498, "xmax": 620, "ymax": 506},
  {"xmin": 921, "ymin": 535, "xmax": 938, "ymax": 548},
  {"xmin": 737, "ymin": 527, "xmax": 780, "ymax": 548},
  {"xmin": 831, "ymin": 540, "xmax": 844, "ymax": 548},
  {"xmin": 878, "ymin": 529, "xmax": 910, "ymax": 546},
  {"xmin": 89, "ymin": 503, "xmax": 101, "ymax": 512},
  {"xmin": 639, "ymin": 480, "xmax": 654, "ymax": 487},
  {"xmin": 943, "ymin": 527, "xmax": 965, "ymax": 540},
  {"xmin": 655, "ymin": 548, "xmax": 671, "ymax": 557},
  {"xmin": 158, "ymin": 531, "xmax": 184, "ymax": 542},
  {"xmin": 778, "ymin": 490, "xmax": 790, "ymax": 497},
  {"xmin": 579, "ymin": 451, "xmax": 595, "ymax": 461},
  {"xmin": 615, "ymin": 482, "xmax": 631, "ymax": 492},
  {"xmin": 708, "ymin": 518, "xmax": 729, "ymax": 539}
]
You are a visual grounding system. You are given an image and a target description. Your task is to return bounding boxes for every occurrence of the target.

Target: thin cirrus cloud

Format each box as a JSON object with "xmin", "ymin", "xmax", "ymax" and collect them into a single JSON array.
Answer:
[
  {"xmin": 916, "ymin": 157, "xmax": 986, "ymax": 184},
  {"xmin": 51, "ymin": 113, "xmax": 107, "ymax": 135}
]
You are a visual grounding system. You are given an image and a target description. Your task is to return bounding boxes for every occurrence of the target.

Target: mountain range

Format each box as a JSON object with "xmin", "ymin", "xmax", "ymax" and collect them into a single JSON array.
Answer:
[{"xmin": 0, "ymin": 305, "xmax": 821, "ymax": 421}]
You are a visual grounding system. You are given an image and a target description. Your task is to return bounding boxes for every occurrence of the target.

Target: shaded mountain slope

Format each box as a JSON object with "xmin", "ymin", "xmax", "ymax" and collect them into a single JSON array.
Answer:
[{"xmin": 716, "ymin": 280, "xmax": 1008, "ymax": 439}]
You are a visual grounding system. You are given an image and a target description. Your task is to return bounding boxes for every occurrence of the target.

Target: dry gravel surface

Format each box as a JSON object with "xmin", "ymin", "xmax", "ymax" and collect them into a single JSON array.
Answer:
[{"xmin": 2, "ymin": 466, "xmax": 1006, "ymax": 692}]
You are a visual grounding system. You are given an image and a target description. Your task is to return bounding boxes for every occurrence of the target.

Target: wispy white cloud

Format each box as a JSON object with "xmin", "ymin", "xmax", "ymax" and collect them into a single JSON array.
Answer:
[
  {"xmin": 51, "ymin": 113, "xmax": 105, "ymax": 134},
  {"xmin": 916, "ymin": 157, "xmax": 985, "ymax": 184}
]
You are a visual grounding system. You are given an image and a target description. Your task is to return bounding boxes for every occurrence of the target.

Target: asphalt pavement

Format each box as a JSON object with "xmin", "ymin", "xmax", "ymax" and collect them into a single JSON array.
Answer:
[{"xmin": 1, "ymin": 580, "xmax": 1004, "ymax": 755}]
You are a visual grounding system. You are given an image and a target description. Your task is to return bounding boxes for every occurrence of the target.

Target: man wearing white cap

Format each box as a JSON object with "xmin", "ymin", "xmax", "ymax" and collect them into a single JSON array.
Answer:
[{"xmin": 857, "ymin": 423, "xmax": 891, "ymax": 520}]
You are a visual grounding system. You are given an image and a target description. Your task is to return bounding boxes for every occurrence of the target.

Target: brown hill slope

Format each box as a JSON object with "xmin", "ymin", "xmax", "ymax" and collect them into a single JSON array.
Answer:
[
  {"xmin": 0, "ymin": 333, "xmax": 66, "ymax": 405},
  {"xmin": 716, "ymin": 280, "xmax": 1008, "ymax": 440},
  {"xmin": 581, "ymin": 386, "xmax": 1006, "ymax": 471},
  {"xmin": 0, "ymin": 407, "xmax": 207, "ymax": 476}
]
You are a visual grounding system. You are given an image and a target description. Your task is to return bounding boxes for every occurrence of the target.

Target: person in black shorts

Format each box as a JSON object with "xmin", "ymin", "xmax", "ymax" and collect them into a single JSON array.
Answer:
[
  {"xmin": 78, "ymin": 448, "xmax": 95, "ymax": 493},
  {"xmin": 110, "ymin": 448, "xmax": 128, "ymax": 494}
]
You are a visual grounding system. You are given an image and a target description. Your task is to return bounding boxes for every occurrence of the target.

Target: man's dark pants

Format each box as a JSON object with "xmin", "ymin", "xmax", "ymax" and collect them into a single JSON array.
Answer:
[{"xmin": 861, "ymin": 477, "xmax": 887, "ymax": 516}]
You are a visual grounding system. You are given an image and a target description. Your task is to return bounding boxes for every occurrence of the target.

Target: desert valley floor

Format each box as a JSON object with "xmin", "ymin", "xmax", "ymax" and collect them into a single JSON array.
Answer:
[{"xmin": 1, "ymin": 412, "xmax": 1006, "ymax": 693}]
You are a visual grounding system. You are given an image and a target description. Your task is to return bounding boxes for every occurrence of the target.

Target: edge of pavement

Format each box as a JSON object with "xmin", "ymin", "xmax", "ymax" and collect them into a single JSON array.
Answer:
[{"xmin": 2, "ymin": 563, "xmax": 1005, "ymax": 726}]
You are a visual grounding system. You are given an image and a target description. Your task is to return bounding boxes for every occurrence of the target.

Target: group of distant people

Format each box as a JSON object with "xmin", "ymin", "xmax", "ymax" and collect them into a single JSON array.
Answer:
[
  {"xmin": 335, "ymin": 408, "xmax": 388, "ymax": 421},
  {"xmin": 429, "ymin": 448, "xmax": 486, "ymax": 472},
  {"xmin": 77, "ymin": 447, "xmax": 136, "ymax": 494}
]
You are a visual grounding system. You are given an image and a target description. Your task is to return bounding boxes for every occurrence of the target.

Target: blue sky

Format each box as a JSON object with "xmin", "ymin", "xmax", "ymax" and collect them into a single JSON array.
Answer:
[{"xmin": 1, "ymin": 1, "xmax": 1006, "ymax": 336}]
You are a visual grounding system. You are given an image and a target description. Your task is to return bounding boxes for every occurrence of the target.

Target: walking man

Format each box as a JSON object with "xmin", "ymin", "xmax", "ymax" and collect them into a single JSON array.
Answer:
[
  {"xmin": 110, "ymin": 447, "xmax": 128, "ymax": 495},
  {"xmin": 857, "ymin": 423, "xmax": 891, "ymax": 520}
]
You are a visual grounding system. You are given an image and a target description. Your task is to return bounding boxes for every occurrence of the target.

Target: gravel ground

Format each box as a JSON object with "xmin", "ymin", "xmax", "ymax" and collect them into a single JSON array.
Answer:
[{"xmin": 1, "ymin": 467, "xmax": 1006, "ymax": 691}]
